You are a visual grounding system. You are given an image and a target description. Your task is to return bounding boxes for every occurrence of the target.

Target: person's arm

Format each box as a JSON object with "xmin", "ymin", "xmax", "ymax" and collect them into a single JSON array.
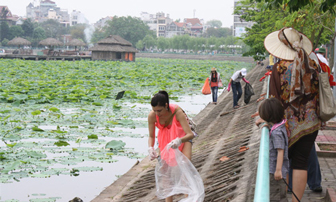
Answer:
[
  {"xmin": 227, "ymin": 78, "xmax": 232, "ymax": 91},
  {"xmin": 175, "ymin": 110, "xmax": 194, "ymax": 143},
  {"xmin": 148, "ymin": 111, "xmax": 156, "ymax": 148},
  {"xmin": 147, "ymin": 111, "xmax": 158, "ymax": 160},
  {"xmin": 274, "ymin": 149, "xmax": 284, "ymax": 180},
  {"xmin": 242, "ymin": 77, "xmax": 250, "ymax": 83}
]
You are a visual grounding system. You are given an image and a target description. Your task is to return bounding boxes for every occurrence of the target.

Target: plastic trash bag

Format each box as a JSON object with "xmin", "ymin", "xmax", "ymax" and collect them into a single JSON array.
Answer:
[
  {"xmin": 244, "ymin": 83, "xmax": 254, "ymax": 104},
  {"xmin": 155, "ymin": 146, "xmax": 205, "ymax": 202},
  {"xmin": 201, "ymin": 78, "xmax": 211, "ymax": 95}
]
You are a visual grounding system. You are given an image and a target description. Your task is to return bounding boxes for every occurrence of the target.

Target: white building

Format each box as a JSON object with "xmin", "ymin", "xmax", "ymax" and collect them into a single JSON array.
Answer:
[
  {"xmin": 233, "ymin": 0, "xmax": 254, "ymax": 37},
  {"xmin": 140, "ymin": 12, "xmax": 173, "ymax": 37},
  {"xmin": 70, "ymin": 10, "xmax": 89, "ymax": 25}
]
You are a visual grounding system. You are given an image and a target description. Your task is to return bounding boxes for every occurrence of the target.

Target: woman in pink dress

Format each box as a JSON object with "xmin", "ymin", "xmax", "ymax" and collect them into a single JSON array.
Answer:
[{"xmin": 147, "ymin": 90, "xmax": 194, "ymax": 202}]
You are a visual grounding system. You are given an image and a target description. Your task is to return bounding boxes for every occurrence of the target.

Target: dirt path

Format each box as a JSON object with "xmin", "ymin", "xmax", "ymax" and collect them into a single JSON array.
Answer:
[{"xmin": 137, "ymin": 53, "xmax": 254, "ymax": 63}]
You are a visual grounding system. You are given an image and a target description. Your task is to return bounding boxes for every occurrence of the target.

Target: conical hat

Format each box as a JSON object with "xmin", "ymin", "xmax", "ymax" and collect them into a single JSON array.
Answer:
[{"xmin": 264, "ymin": 28, "xmax": 313, "ymax": 60}]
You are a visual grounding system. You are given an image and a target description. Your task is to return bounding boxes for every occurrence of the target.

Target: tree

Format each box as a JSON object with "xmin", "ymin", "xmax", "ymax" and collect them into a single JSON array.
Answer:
[
  {"xmin": 205, "ymin": 27, "xmax": 232, "ymax": 38},
  {"xmin": 157, "ymin": 37, "xmax": 169, "ymax": 51},
  {"xmin": 21, "ymin": 18, "xmax": 35, "ymax": 38},
  {"xmin": 235, "ymin": 0, "xmax": 335, "ymax": 61},
  {"xmin": 70, "ymin": 24, "xmax": 86, "ymax": 43},
  {"xmin": 206, "ymin": 20, "xmax": 223, "ymax": 28},
  {"xmin": 30, "ymin": 26, "xmax": 46, "ymax": 46},
  {"xmin": 255, "ymin": 0, "xmax": 336, "ymax": 14},
  {"xmin": 8, "ymin": 25, "xmax": 24, "ymax": 40},
  {"xmin": 40, "ymin": 19, "xmax": 67, "ymax": 39},
  {"xmin": 136, "ymin": 40, "xmax": 144, "ymax": 50},
  {"xmin": 1, "ymin": 38, "xmax": 9, "ymax": 46},
  {"xmin": 0, "ymin": 21, "xmax": 9, "ymax": 41},
  {"xmin": 142, "ymin": 34, "xmax": 156, "ymax": 50},
  {"xmin": 91, "ymin": 28, "xmax": 106, "ymax": 44},
  {"xmin": 104, "ymin": 16, "xmax": 155, "ymax": 46}
]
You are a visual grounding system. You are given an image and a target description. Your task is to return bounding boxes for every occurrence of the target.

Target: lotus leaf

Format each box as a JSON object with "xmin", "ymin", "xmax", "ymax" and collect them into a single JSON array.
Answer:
[{"xmin": 105, "ymin": 140, "xmax": 126, "ymax": 151}]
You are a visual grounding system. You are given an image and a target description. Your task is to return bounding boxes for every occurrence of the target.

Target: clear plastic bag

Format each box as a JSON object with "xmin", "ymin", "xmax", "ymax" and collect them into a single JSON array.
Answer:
[{"xmin": 155, "ymin": 145, "xmax": 205, "ymax": 202}]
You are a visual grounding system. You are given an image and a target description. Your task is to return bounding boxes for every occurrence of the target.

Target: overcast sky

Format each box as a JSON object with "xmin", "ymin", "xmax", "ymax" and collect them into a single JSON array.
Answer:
[{"xmin": 2, "ymin": 0, "xmax": 234, "ymax": 27}]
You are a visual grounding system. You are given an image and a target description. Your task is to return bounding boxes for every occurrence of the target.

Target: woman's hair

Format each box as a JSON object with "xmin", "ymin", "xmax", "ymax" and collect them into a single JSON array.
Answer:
[
  {"xmin": 211, "ymin": 72, "xmax": 218, "ymax": 82},
  {"xmin": 151, "ymin": 90, "xmax": 170, "ymax": 111},
  {"xmin": 258, "ymin": 97, "xmax": 284, "ymax": 124}
]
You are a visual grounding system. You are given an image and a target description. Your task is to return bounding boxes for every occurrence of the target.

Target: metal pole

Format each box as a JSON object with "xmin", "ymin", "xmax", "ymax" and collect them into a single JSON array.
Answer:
[
  {"xmin": 333, "ymin": 17, "xmax": 336, "ymax": 99},
  {"xmin": 254, "ymin": 75, "xmax": 270, "ymax": 202}
]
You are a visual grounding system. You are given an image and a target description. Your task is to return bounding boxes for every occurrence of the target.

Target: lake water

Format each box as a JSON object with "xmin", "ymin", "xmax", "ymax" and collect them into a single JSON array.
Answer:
[{"xmin": 0, "ymin": 90, "xmax": 223, "ymax": 202}]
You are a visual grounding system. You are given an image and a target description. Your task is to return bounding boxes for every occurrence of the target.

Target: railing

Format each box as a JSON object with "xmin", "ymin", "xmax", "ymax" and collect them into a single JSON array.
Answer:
[{"xmin": 253, "ymin": 75, "xmax": 270, "ymax": 202}]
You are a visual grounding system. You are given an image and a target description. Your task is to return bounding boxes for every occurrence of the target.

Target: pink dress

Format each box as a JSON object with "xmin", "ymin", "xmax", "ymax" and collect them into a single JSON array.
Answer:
[{"xmin": 155, "ymin": 104, "xmax": 186, "ymax": 153}]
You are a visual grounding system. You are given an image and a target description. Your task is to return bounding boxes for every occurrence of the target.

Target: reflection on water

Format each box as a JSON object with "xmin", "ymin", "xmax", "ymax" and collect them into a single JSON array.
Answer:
[{"xmin": 0, "ymin": 93, "xmax": 215, "ymax": 201}]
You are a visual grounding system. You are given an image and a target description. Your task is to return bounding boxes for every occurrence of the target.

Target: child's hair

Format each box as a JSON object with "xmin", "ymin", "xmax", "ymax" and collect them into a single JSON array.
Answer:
[
  {"xmin": 258, "ymin": 97, "xmax": 284, "ymax": 124},
  {"xmin": 151, "ymin": 90, "xmax": 170, "ymax": 111}
]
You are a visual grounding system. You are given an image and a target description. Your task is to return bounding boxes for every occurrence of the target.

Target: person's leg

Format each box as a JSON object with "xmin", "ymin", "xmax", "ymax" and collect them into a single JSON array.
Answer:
[
  {"xmin": 165, "ymin": 196, "xmax": 173, "ymax": 202},
  {"xmin": 289, "ymin": 131, "xmax": 318, "ymax": 202},
  {"xmin": 236, "ymin": 82, "xmax": 242, "ymax": 104},
  {"xmin": 231, "ymin": 82, "xmax": 238, "ymax": 107},
  {"xmin": 288, "ymin": 160, "xmax": 293, "ymax": 192},
  {"xmin": 181, "ymin": 142, "xmax": 192, "ymax": 198},
  {"xmin": 182, "ymin": 142, "xmax": 192, "ymax": 160},
  {"xmin": 307, "ymin": 144, "xmax": 322, "ymax": 191},
  {"xmin": 213, "ymin": 86, "xmax": 218, "ymax": 103},
  {"xmin": 292, "ymin": 169, "xmax": 307, "ymax": 202},
  {"xmin": 211, "ymin": 87, "xmax": 215, "ymax": 102}
]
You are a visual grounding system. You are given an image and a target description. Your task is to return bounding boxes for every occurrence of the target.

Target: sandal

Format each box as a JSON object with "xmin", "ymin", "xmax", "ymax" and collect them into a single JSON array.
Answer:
[{"xmin": 233, "ymin": 105, "xmax": 240, "ymax": 109}]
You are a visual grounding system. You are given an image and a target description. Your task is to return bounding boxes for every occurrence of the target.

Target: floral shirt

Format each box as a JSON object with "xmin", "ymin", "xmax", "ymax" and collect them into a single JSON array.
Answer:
[{"xmin": 269, "ymin": 60, "xmax": 321, "ymax": 147}]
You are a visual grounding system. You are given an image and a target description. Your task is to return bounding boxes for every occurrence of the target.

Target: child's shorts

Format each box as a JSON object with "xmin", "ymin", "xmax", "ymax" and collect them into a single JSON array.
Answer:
[{"xmin": 270, "ymin": 174, "xmax": 288, "ymax": 202}]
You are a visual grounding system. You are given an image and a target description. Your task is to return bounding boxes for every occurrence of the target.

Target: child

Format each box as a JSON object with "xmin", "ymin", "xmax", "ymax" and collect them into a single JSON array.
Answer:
[{"xmin": 256, "ymin": 98, "xmax": 289, "ymax": 202}]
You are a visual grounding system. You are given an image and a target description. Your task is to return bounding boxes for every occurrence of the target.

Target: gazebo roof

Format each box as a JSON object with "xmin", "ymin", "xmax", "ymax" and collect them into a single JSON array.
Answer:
[
  {"xmin": 89, "ymin": 44, "xmax": 137, "ymax": 53},
  {"xmin": 66, "ymin": 39, "xmax": 86, "ymax": 46},
  {"xmin": 97, "ymin": 35, "xmax": 133, "ymax": 46},
  {"xmin": 39, "ymin": 38, "xmax": 63, "ymax": 46},
  {"xmin": 8, "ymin": 37, "xmax": 31, "ymax": 46}
]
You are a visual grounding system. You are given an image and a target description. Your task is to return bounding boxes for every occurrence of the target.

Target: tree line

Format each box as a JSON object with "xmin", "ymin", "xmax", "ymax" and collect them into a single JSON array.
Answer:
[{"xmin": 0, "ymin": 18, "xmax": 87, "ymax": 47}]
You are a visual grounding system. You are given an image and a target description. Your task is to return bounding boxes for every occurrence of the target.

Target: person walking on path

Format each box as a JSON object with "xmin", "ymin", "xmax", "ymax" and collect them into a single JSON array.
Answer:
[
  {"xmin": 256, "ymin": 98, "xmax": 289, "ymax": 202},
  {"xmin": 227, "ymin": 68, "xmax": 250, "ymax": 109},
  {"xmin": 147, "ymin": 90, "xmax": 194, "ymax": 202},
  {"xmin": 209, "ymin": 67, "xmax": 221, "ymax": 104},
  {"xmin": 265, "ymin": 27, "xmax": 322, "ymax": 202}
]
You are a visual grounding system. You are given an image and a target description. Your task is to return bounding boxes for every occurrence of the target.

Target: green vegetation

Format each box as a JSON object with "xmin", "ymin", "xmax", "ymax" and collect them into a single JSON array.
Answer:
[{"xmin": 235, "ymin": 0, "xmax": 335, "ymax": 62}]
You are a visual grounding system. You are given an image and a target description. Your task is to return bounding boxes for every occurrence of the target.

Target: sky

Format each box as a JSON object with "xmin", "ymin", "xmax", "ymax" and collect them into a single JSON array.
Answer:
[{"xmin": 2, "ymin": 0, "xmax": 234, "ymax": 27}]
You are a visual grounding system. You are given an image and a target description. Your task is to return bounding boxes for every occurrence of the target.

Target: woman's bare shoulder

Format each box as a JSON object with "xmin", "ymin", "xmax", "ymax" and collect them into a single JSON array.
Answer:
[{"xmin": 148, "ymin": 110, "xmax": 156, "ymax": 121}]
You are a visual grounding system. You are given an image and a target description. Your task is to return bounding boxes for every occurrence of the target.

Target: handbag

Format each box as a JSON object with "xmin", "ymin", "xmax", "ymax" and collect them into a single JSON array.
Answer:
[
  {"xmin": 319, "ymin": 72, "xmax": 336, "ymax": 122},
  {"xmin": 218, "ymin": 80, "xmax": 223, "ymax": 88},
  {"xmin": 201, "ymin": 78, "xmax": 211, "ymax": 95}
]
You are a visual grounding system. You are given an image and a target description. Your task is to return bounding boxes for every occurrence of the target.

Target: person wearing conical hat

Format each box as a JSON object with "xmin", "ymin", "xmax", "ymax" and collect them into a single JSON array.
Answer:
[{"xmin": 264, "ymin": 27, "xmax": 321, "ymax": 202}]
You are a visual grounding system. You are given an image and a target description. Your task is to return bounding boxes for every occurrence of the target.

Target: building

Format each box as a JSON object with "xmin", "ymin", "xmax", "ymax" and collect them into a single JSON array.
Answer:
[
  {"xmin": 140, "ymin": 12, "xmax": 173, "ymax": 37},
  {"xmin": 26, "ymin": 0, "xmax": 72, "ymax": 26},
  {"xmin": 0, "ymin": 6, "xmax": 19, "ymax": 25},
  {"xmin": 70, "ymin": 10, "xmax": 89, "ymax": 25},
  {"xmin": 184, "ymin": 18, "xmax": 204, "ymax": 37},
  {"xmin": 233, "ymin": 0, "xmax": 254, "ymax": 37},
  {"xmin": 94, "ymin": 16, "xmax": 113, "ymax": 29},
  {"xmin": 89, "ymin": 35, "xmax": 138, "ymax": 61},
  {"xmin": 166, "ymin": 22, "xmax": 184, "ymax": 38}
]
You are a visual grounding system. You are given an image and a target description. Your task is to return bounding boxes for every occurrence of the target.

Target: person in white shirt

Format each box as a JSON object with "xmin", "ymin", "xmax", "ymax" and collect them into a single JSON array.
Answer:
[
  {"xmin": 227, "ymin": 68, "xmax": 250, "ymax": 109},
  {"xmin": 315, "ymin": 47, "xmax": 329, "ymax": 66}
]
